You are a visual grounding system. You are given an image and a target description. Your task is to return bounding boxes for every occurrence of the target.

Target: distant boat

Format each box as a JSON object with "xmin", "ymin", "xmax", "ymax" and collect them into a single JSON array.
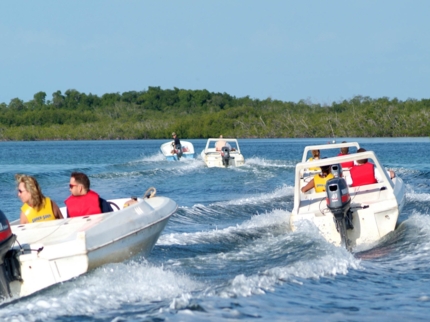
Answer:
[
  {"xmin": 200, "ymin": 138, "xmax": 245, "ymax": 168},
  {"xmin": 160, "ymin": 140, "xmax": 195, "ymax": 161}
]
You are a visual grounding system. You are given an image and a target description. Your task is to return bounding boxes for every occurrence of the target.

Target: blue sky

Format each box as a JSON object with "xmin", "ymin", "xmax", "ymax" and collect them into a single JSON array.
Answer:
[{"xmin": 1, "ymin": 1, "xmax": 429, "ymax": 105}]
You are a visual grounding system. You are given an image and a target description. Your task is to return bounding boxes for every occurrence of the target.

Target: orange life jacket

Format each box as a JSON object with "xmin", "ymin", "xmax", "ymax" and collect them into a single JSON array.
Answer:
[
  {"xmin": 350, "ymin": 162, "xmax": 377, "ymax": 187},
  {"xmin": 337, "ymin": 153, "xmax": 354, "ymax": 168}
]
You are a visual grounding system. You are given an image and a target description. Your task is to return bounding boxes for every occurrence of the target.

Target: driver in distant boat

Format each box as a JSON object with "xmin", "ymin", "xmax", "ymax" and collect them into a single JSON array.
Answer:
[
  {"xmin": 65, "ymin": 172, "xmax": 113, "ymax": 217},
  {"xmin": 216, "ymin": 135, "xmax": 233, "ymax": 152},
  {"xmin": 171, "ymin": 132, "xmax": 183, "ymax": 159}
]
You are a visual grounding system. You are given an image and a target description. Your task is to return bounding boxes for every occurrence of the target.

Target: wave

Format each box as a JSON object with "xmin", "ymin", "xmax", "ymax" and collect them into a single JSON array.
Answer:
[{"xmin": 0, "ymin": 261, "xmax": 200, "ymax": 321}]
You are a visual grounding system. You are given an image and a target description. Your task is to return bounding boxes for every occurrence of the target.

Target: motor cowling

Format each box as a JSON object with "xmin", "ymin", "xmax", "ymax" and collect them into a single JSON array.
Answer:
[
  {"xmin": 0, "ymin": 210, "xmax": 17, "ymax": 300},
  {"xmin": 326, "ymin": 177, "xmax": 351, "ymax": 219},
  {"xmin": 331, "ymin": 163, "xmax": 343, "ymax": 178},
  {"xmin": 221, "ymin": 146, "xmax": 231, "ymax": 166}
]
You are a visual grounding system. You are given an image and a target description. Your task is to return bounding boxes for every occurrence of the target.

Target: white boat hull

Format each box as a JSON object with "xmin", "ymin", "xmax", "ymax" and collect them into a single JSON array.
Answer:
[
  {"xmin": 7, "ymin": 196, "xmax": 177, "ymax": 299},
  {"xmin": 160, "ymin": 140, "xmax": 195, "ymax": 161}
]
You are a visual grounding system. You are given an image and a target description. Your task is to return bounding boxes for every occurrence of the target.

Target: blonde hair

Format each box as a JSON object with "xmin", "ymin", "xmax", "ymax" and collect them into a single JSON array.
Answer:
[{"xmin": 15, "ymin": 174, "xmax": 45, "ymax": 210}]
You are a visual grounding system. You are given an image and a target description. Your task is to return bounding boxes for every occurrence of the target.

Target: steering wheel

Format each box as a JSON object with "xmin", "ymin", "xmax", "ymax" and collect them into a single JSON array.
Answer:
[{"xmin": 108, "ymin": 201, "xmax": 120, "ymax": 211}]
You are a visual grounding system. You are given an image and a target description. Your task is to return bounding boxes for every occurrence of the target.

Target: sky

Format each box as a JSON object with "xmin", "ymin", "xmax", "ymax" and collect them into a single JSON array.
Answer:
[{"xmin": 1, "ymin": 1, "xmax": 429, "ymax": 105}]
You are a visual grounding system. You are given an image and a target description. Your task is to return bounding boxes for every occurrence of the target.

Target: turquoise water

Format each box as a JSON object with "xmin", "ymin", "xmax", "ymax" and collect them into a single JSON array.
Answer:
[{"xmin": 0, "ymin": 138, "xmax": 429, "ymax": 321}]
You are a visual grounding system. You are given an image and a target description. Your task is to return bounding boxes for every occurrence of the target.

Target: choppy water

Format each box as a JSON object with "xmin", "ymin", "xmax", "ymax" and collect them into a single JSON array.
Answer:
[{"xmin": 0, "ymin": 137, "xmax": 429, "ymax": 321}]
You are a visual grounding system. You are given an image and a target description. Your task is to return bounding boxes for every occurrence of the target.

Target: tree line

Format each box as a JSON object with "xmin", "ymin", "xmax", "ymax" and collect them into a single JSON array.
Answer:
[{"xmin": 0, "ymin": 87, "xmax": 429, "ymax": 140}]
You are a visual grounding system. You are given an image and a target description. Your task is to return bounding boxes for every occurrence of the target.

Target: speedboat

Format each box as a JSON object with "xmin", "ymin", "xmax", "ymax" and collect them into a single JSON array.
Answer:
[
  {"xmin": 200, "ymin": 138, "xmax": 245, "ymax": 168},
  {"xmin": 0, "ymin": 190, "xmax": 177, "ymax": 300},
  {"xmin": 290, "ymin": 142, "xmax": 405, "ymax": 251},
  {"xmin": 160, "ymin": 140, "xmax": 195, "ymax": 161}
]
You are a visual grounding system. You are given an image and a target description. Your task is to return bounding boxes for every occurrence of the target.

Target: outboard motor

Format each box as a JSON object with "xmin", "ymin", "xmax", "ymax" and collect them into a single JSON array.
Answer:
[
  {"xmin": 326, "ymin": 178, "xmax": 353, "ymax": 251},
  {"xmin": 175, "ymin": 144, "xmax": 183, "ymax": 160},
  {"xmin": 331, "ymin": 163, "xmax": 343, "ymax": 178},
  {"xmin": 0, "ymin": 210, "xmax": 17, "ymax": 300},
  {"xmin": 221, "ymin": 146, "xmax": 231, "ymax": 167}
]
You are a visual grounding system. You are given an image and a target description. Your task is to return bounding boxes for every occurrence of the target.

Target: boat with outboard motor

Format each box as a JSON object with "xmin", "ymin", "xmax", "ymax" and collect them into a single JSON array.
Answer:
[
  {"xmin": 160, "ymin": 140, "xmax": 195, "ymax": 161},
  {"xmin": 290, "ymin": 142, "xmax": 405, "ymax": 251},
  {"xmin": 0, "ymin": 188, "xmax": 177, "ymax": 301},
  {"xmin": 200, "ymin": 138, "xmax": 245, "ymax": 168}
]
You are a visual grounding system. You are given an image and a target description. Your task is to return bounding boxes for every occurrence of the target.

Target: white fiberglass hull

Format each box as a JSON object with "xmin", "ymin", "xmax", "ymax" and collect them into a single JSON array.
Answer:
[
  {"xmin": 200, "ymin": 150, "xmax": 245, "ymax": 168},
  {"xmin": 160, "ymin": 140, "xmax": 195, "ymax": 161},
  {"xmin": 8, "ymin": 196, "xmax": 177, "ymax": 299}
]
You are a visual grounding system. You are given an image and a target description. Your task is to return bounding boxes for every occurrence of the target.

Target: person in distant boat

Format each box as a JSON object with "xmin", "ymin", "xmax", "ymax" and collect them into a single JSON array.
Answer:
[
  {"xmin": 306, "ymin": 149, "xmax": 321, "ymax": 171},
  {"xmin": 171, "ymin": 132, "xmax": 183, "ymax": 159},
  {"xmin": 301, "ymin": 164, "xmax": 334, "ymax": 193},
  {"xmin": 65, "ymin": 172, "xmax": 113, "ymax": 217},
  {"xmin": 16, "ymin": 174, "xmax": 63, "ymax": 224},
  {"xmin": 346, "ymin": 148, "xmax": 395, "ymax": 187},
  {"xmin": 338, "ymin": 141, "xmax": 354, "ymax": 168},
  {"xmin": 216, "ymin": 135, "xmax": 232, "ymax": 151}
]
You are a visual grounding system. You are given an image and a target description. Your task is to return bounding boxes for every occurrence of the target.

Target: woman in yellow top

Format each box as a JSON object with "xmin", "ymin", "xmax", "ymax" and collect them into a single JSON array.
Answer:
[
  {"xmin": 16, "ymin": 174, "xmax": 63, "ymax": 224},
  {"xmin": 307, "ymin": 149, "xmax": 321, "ymax": 171},
  {"xmin": 301, "ymin": 164, "xmax": 334, "ymax": 193}
]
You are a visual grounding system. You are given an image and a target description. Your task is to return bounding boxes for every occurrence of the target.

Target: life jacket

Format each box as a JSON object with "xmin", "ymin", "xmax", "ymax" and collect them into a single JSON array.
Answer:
[
  {"xmin": 65, "ymin": 190, "xmax": 101, "ymax": 218},
  {"xmin": 337, "ymin": 153, "xmax": 354, "ymax": 168},
  {"xmin": 350, "ymin": 162, "xmax": 378, "ymax": 187},
  {"xmin": 21, "ymin": 197, "xmax": 56, "ymax": 223},
  {"xmin": 313, "ymin": 173, "xmax": 334, "ymax": 192},
  {"xmin": 307, "ymin": 157, "xmax": 321, "ymax": 171}
]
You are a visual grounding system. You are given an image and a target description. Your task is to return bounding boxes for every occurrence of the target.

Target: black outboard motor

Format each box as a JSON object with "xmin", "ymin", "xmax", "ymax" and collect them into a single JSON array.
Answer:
[
  {"xmin": 331, "ymin": 163, "xmax": 343, "ymax": 178},
  {"xmin": 175, "ymin": 144, "xmax": 183, "ymax": 160},
  {"xmin": 0, "ymin": 210, "xmax": 17, "ymax": 300},
  {"xmin": 221, "ymin": 146, "xmax": 231, "ymax": 167},
  {"xmin": 326, "ymin": 178, "xmax": 353, "ymax": 251}
]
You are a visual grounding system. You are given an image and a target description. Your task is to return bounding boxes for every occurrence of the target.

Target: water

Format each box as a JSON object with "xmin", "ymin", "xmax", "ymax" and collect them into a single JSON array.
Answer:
[{"xmin": 0, "ymin": 138, "xmax": 429, "ymax": 321}]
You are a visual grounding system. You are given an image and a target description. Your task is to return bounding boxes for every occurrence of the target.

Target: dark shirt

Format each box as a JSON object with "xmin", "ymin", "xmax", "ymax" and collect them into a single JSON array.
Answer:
[{"xmin": 100, "ymin": 198, "xmax": 114, "ymax": 213}]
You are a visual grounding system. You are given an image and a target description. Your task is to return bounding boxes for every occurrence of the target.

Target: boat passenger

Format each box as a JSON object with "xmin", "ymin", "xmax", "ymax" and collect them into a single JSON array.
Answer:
[
  {"xmin": 215, "ymin": 135, "xmax": 232, "ymax": 151},
  {"xmin": 65, "ymin": 172, "xmax": 113, "ymax": 218},
  {"xmin": 301, "ymin": 164, "xmax": 334, "ymax": 193},
  {"xmin": 306, "ymin": 149, "xmax": 321, "ymax": 171},
  {"xmin": 171, "ymin": 132, "xmax": 182, "ymax": 159},
  {"xmin": 346, "ymin": 148, "xmax": 395, "ymax": 187},
  {"xmin": 338, "ymin": 141, "xmax": 354, "ymax": 168},
  {"xmin": 15, "ymin": 174, "xmax": 63, "ymax": 224}
]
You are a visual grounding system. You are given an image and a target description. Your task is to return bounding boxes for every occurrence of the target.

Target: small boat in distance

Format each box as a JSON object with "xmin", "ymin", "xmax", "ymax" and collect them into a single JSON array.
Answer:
[
  {"xmin": 160, "ymin": 140, "xmax": 195, "ymax": 161},
  {"xmin": 290, "ymin": 142, "xmax": 405, "ymax": 251},
  {"xmin": 200, "ymin": 138, "xmax": 245, "ymax": 168},
  {"xmin": 0, "ymin": 190, "xmax": 177, "ymax": 301}
]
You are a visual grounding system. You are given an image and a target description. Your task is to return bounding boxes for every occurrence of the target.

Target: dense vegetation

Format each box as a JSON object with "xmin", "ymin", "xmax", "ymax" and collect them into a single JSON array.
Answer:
[{"xmin": 0, "ymin": 87, "xmax": 429, "ymax": 140}]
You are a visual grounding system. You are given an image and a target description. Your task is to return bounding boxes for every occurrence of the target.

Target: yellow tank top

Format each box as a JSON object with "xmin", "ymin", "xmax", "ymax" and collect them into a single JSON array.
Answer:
[
  {"xmin": 307, "ymin": 157, "xmax": 321, "ymax": 171},
  {"xmin": 313, "ymin": 173, "xmax": 334, "ymax": 193},
  {"xmin": 21, "ymin": 197, "xmax": 56, "ymax": 223}
]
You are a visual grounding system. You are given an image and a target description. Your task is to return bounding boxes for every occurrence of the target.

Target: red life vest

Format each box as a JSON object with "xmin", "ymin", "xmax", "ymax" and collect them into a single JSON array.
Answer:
[
  {"xmin": 350, "ymin": 162, "xmax": 378, "ymax": 187},
  {"xmin": 337, "ymin": 153, "xmax": 354, "ymax": 168},
  {"xmin": 65, "ymin": 190, "xmax": 101, "ymax": 218}
]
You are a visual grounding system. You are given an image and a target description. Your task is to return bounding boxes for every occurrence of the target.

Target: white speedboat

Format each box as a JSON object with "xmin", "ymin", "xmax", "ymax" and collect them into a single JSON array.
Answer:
[
  {"xmin": 0, "ymin": 191, "xmax": 177, "ymax": 300},
  {"xmin": 290, "ymin": 142, "xmax": 405, "ymax": 251},
  {"xmin": 160, "ymin": 140, "xmax": 195, "ymax": 161},
  {"xmin": 200, "ymin": 138, "xmax": 245, "ymax": 168}
]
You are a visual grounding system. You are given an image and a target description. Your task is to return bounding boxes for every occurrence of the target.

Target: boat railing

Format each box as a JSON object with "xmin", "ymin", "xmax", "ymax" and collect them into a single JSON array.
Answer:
[
  {"xmin": 301, "ymin": 142, "xmax": 360, "ymax": 163},
  {"xmin": 293, "ymin": 151, "xmax": 394, "ymax": 215}
]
